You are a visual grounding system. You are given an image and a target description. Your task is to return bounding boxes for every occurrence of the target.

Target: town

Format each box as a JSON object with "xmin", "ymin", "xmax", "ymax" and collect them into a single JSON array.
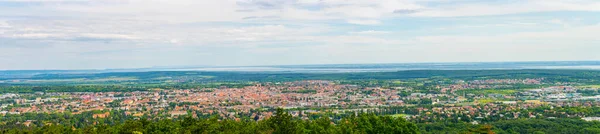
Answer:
[{"xmin": 3, "ymin": 78, "xmax": 600, "ymax": 126}]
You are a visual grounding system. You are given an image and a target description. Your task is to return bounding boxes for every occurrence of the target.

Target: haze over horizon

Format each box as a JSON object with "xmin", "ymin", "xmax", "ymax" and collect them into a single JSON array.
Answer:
[
  {"xmin": 2, "ymin": 0, "xmax": 600, "ymax": 70},
  {"xmin": 2, "ymin": 61, "xmax": 600, "ymax": 72}
]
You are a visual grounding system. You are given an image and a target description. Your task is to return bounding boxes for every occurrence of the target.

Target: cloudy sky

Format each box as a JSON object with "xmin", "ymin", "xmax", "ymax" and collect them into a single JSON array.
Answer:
[{"xmin": 1, "ymin": 0, "xmax": 599, "ymax": 70}]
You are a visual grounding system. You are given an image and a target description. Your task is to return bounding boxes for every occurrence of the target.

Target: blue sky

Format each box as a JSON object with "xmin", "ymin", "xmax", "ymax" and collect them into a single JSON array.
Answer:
[{"xmin": 0, "ymin": 0, "xmax": 599, "ymax": 70}]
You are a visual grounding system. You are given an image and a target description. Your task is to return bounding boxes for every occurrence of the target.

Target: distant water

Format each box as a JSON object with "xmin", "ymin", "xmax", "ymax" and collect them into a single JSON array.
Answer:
[
  {"xmin": 2, "ymin": 61, "xmax": 600, "ymax": 76},
  {"xmin": 175, "ymin": 61, "xmax": 600, "ymax": 73}
]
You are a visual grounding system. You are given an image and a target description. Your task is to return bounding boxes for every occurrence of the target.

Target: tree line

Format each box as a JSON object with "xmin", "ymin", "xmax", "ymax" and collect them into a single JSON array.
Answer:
[{"xmin": 0, "ymin": 108, "xmax": 419, "ymax": 134}]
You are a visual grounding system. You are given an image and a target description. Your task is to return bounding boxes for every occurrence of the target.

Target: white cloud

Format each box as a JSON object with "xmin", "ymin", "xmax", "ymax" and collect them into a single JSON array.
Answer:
[
  {"xmin": 349, "ymin": 30, "xmax": 392, "ymax": 34},
  {"xmin": 347, "ymin": 20, "xmax": 381, "ymax": 25},
  {"xmin": 9, "ymin": 33, "xmax": 66, "ymax": 39},
  {"xmin": 391, "ymin": 23, "xmax": 600, "ymax": 63},
  {"xmin": 411, "ymin": 0, "xmax": 600, "ymax": 17},
  {"xmin": 1, "ymin": 0, "xmax": 599, "ymax": 69},
  {"xmin": 169, "ymin": 39, "xmax": 179, "ymax": 44},
  {"xmin": 79, "ymin": 33, "xmax": 138, "ymax": 40},
  {"xmin": 0, "ymin": 19, "xmax": 141, "ymax": 41},
  {"xmin": 320, "ymin": 35, "xmax": 405, "ymax": 45},
  {"xmin": 3, "ymin": 0, "xmax": 91, "ymax": 1},
  {"xmin": 548, "ymin": 19, "xmax": 570, "ymax": 27},
  {"xmin": 0, "ymin": 0, "xmax": 424, "ymax": 24},
  {"xmin": 0, "ymin": 20, "xmax": 10, "ymax": 28}
]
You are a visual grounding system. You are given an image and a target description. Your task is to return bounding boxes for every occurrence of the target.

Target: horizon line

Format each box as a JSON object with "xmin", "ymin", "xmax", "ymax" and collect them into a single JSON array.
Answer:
[{"xmin": 1, "ymin": 60, "xmax": 599, "ymax": 71}]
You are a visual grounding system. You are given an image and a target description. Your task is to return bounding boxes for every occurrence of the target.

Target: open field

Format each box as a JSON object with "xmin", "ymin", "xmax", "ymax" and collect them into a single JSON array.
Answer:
[{"xmin": 578, "ymin": 85, "xmax": 600, "ymax": 88}]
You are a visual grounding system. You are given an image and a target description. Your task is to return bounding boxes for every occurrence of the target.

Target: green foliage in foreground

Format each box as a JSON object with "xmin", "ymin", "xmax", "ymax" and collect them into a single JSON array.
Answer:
[
  {"xmin": 418, "ymin": 118, "xmax": 600, "ymax": 134},
  {"xmin": 0, "ymin": 108, "xmax": 419, "ymax": 134}
]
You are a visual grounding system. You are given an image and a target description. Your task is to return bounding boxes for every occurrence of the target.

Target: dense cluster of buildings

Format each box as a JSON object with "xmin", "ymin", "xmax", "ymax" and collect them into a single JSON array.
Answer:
[
  {"xmin": 0, "ymin": 79, "xmax": 598, "ymax": 122},
  {"xmin": 0, "ymin": 81, "xmax": 403, "ymax": 118}
]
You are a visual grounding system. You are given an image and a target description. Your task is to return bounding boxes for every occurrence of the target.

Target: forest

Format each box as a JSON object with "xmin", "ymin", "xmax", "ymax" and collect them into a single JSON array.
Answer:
[
  {"xmin": 0, "ymin": 108, "xmax": 421, "ymax": 134},
  {"xmin": 4, "ymin": 108, "xmax": 600, "ymax": 134}
]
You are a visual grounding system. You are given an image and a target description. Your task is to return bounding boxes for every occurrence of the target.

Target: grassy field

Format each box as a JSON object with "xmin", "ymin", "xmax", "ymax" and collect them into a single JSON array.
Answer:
[
  {"xmin": 477, "ymin": 99, "xmax": 498, "ymax": 103},
  {"xmin": 578, "ymin": 85, "xmax": 600, "ymax": 88},
  {"xmin": 459, "ymin": 89, "xmax": 521, "ymax": 95},
  {"xmin": 390, "ymin": 114, "xmax": 408, "ymax": 118},
  {"xmin": 392, "ymin": 80, "xmax": 410, "ymax": 84}
]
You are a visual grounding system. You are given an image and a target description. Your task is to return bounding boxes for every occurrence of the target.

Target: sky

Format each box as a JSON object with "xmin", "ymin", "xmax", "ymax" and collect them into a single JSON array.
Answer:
[{"xmin": 1, "ymin": 0, "xmax": 599, "ymax": 70}]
